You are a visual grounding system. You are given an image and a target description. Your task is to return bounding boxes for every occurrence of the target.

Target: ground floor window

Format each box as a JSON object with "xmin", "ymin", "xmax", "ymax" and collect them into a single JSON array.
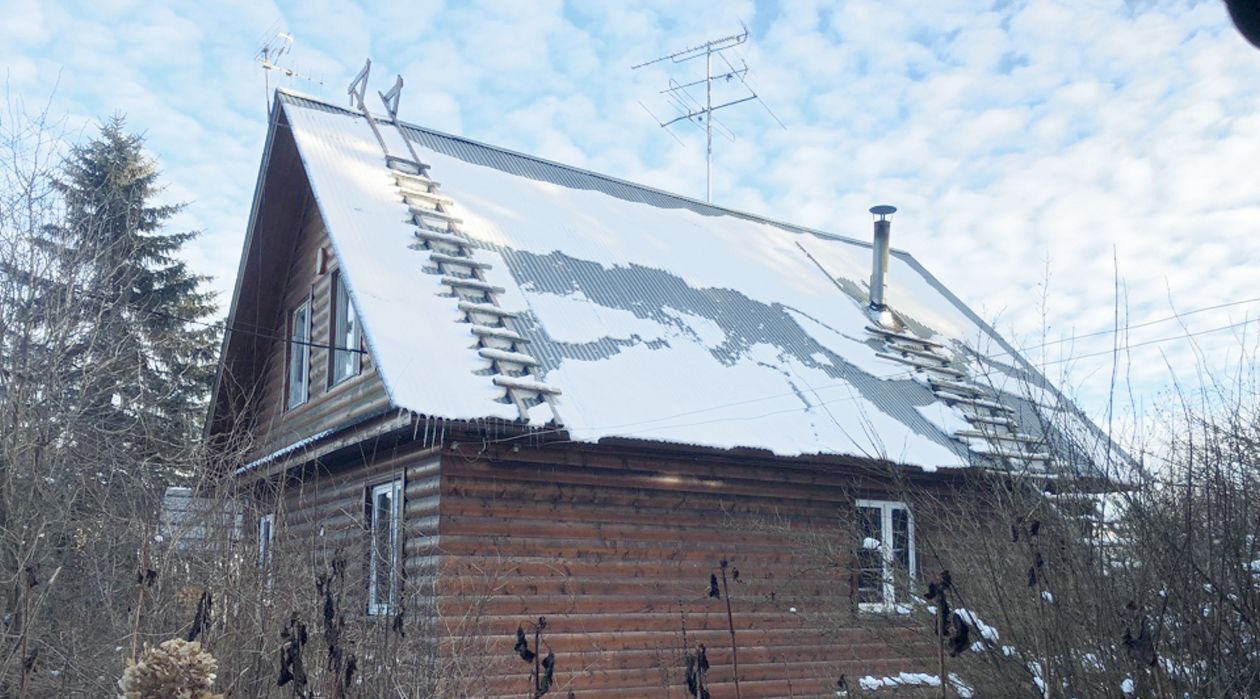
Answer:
[
  {"xmin": 258, "ymin": 513, "xmax": 275, "ymax": 569},
  {"xmin": 856, "ymin": 499, "xmax": 915, "ymax": 612},
  {"xmin": 368, "ymin": 479, "xmax": 403, "ymax": 615},
  {"xmin": 258, "ymin": 513, "xmax": 275, "ymax": 591}
]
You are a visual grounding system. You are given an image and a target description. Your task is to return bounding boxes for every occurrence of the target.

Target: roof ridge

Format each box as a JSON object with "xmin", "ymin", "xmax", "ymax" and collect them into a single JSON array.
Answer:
[{"xmin": 274, "ymin": 88, "xmax": 911, "ymax": 256}]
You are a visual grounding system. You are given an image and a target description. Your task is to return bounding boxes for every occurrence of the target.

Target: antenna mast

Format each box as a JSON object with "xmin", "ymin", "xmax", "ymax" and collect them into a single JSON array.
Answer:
[
  {"xmin": 633, "ymin": 24, "xmax": 785, "ymax": 203},
  {"xmin": 255, "ymin": 30, "xmax": 322, "ymax": 114}
]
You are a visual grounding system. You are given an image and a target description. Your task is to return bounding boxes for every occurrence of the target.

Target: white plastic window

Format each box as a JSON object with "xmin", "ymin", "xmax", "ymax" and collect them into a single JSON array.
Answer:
[
  {"xmin": 286, "ymin": 300, "xmax": 310, "ymax": 409},
  {"xmin": 258, "ymin": 513, "xmax": 275, "ymax": 568},
  {"xmin": 368, "ymin": 479, "xmax": 403, "ymax": 616},
  {"xmin": 856, "ymin": 499, "xmax": 915, "ymax": 612},
  {"xmin": 331, "ymin": 274, "xmax": 361, "ymax": 385}
]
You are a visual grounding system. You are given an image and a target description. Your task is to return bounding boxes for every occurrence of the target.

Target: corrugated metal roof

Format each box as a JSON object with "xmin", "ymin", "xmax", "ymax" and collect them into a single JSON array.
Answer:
[
  {"xmin": 279, "ymin": 91, "xmax": 861, "ymax": 242},
  {"xmin": 274, "ymin": 90, "xmax": 1111, "ymax": 474}
]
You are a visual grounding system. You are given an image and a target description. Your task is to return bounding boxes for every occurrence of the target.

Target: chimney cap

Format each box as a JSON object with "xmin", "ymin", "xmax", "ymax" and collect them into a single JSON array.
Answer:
[{"xmin": 869, "ymin": 204, "xmax": 897, "ymax": 219}]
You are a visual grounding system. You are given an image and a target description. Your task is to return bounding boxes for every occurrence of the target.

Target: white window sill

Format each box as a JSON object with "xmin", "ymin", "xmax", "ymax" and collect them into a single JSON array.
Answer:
[{"xmin": 859, "ymin": 602, "xmax": 914, "ymax": 615}]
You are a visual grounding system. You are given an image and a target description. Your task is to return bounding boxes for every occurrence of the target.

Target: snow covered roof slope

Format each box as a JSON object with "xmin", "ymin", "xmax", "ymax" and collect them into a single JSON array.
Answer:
[{"xmin": 275, "ymin": 90, "xmax": 1109, "ymax": 473}]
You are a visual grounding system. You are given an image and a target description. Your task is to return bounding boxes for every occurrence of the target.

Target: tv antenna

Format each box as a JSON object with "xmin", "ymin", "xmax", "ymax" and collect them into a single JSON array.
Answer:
[
  {"xmin": 633, "ymin": 23, "xmax": 785, "ymax": 203},
  {"xmin": 255, "ymin": 28, "xmax": 321, "ymax": 113}
]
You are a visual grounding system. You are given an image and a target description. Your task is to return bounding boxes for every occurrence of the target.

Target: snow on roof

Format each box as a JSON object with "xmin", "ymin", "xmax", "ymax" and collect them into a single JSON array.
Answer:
[{"xmin": 277, "ymin": 91, "xmax": 1107, "ymax": 472}]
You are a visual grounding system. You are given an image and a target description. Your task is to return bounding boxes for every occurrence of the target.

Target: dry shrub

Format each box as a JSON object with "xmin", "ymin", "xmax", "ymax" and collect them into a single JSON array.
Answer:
[{"xmin": 119, "ymin": 639, "xmax": 224, "ymax": 699}]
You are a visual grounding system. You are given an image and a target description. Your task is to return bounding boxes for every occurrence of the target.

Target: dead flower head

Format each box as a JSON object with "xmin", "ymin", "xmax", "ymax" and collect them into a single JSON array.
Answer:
[{"xmin": 118, "ymin": 638, "xmax": 224, "ymax": 699}]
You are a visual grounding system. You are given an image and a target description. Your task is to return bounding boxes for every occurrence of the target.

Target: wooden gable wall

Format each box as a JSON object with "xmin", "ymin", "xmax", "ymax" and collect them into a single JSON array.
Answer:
[
  {"xmin": 208, "ymin": 108, "xmax": 392, "ymax": 464},
  {"xmin": 246, "ymin": 193, "xmax": 390, "ymax": 461}
]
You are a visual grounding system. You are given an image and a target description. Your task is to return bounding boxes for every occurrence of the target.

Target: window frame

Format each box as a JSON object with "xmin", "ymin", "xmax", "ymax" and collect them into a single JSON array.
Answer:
[
  {"xmin": 855, "ymin": 499, "xmax": 916, "ymax": 613},
  {"xmin": 258, "ymin": 513, "xmax": 276, "ymax": 584},
  {"xmin": 367, "ymin": 479, "xmax": 403, "ymax": 616},
  {"xmin": 286, "ymin": 297, "xmax": 312, "ymax": 410},
  {"xmin": 329, "ymin": 271, "xmax": 362, "ymax": 387}
]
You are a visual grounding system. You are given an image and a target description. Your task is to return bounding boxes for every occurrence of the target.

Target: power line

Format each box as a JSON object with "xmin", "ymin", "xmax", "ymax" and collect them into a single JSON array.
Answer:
[
  {"xmin": 470, "ymin": 368, "xmax": 921, "ymax": 450},
  {"xmin": 211, "ymin": 106, "xmax": 1254, "ymax": 372},
  {"xmin": 146, "ymin": 304, "xmax": 369, "ymax": 356},
  {"xmin": 1001, "ymin": 295, "xmax": 1260, "ymax": 359},
  {"xmin": 1039, "ymin": 316, "xmax": 1257, "ymax": 367},
  {"xmin": 97, "ymin": 270, "xmax": 1260, "ymax": 409},
  {"xmin": 17, "ymin": 249, "xmax": 1253, "ymax": 437},
  {"xmin": 109, "ymin": 272, "xmax": 1244, "ymax": 455},
  {"xmin": 563, "ymin": 315, "xmax": 1260, "ymax": 442},
  {"xmin": 1, "ymin": 269, "xmax": 368, "ymax": 356}
]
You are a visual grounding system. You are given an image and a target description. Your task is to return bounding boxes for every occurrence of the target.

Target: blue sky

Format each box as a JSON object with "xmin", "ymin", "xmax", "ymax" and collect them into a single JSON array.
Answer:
[{"xmin": 3, "ymin": 0, "xmax": 1259, "ymax": 439}]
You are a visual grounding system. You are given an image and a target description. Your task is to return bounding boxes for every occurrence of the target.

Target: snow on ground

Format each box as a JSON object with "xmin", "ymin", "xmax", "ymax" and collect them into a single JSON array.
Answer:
[
  {"xmin": 859, "ymin": 672, "xmax": 940, "ymax": 690},
  {"xmin": 856, "ymin": 672, "xmax": 974, "ymax": 697},
  {"xmin": 955, "ymin": 608, "xmax": 1001, "ymax": 643}
]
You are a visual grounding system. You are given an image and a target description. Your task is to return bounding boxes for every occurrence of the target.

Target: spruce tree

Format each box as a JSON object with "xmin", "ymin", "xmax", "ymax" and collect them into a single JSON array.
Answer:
[
  {"xmin": 2, "ymin": 107, "xmax": 229, "ymax": 694},
  {"xmin": 46, "ymin": 116, "xmax": 218, "ymax": 476}
]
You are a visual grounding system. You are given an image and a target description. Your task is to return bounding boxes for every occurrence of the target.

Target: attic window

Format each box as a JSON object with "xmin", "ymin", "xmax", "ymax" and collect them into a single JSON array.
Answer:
[
  {"xmin": 856, "ymin": 499, "xmax": 915, "ymax": 613},
  {"xmin": 286, "ymin": 299, "xmax": 311, "ymax": 410},
  {"xmin": 330, "ymin": 273, "xmax": 361, "ymax": 385}
]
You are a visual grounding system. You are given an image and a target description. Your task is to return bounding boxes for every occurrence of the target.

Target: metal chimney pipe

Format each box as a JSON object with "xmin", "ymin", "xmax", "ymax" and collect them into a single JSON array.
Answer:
[{"xmin": 868, "ymin": 204, "xmax": 897, "ymax": 311}]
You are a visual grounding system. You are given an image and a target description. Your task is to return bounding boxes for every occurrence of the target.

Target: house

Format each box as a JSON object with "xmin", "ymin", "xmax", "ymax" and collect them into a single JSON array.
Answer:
[{"xmin": 206, "ymin": 86, "xmax": 1108, "ymax": 697}]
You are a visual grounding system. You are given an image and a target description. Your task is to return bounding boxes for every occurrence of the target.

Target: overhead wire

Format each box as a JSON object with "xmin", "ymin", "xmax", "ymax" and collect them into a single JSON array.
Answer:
[
  {"xmin": 41, "ymin": 267, "xmax": 1260, "ymax": 441},
  {"xmin": 1037, "ymin": 316, "xmax": 1258, "ymax": 367},
  {"xmin": 68, "ymin": 273, "xmax": 1227, "ymax": 482},
  {"xmin": 473, "ymin": 309, "xmax": 1260, "ymax": 447},
  {"xmin": 995, "ymin": 295, "xmax": 1260, "ymax": 359},
  {"xmin": 0, "ymin": 268, "xmax": 368, "ymax": 355},
  {"xmin": 18, "ymin": 239, "xmax": 1260, "ymax": 449}
]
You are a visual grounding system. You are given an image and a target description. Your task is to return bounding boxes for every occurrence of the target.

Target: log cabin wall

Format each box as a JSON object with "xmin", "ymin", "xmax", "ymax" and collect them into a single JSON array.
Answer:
[
  {"xmin": 435, "ymin": 441, "xmax": 943, "ymax": 698},
  {"xmin": 272, "ymin": 442, "xmax": 441, "ymax": 584},
  {"xmin": 247, "ymin": 195, "xmax": 390, "ymax": 463},
  {"xmin": 256, "ymin": 440, "xmax": 444, "ymax": 691}
]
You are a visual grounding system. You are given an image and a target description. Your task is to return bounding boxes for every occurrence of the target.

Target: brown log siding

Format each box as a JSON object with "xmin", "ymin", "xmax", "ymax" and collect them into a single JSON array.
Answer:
[
  {"xmin": 258, "ymin": 441, "xmax": 443, "ymax": 679},
  {"xmin": 435, "ymin": 443, "xmax": 940, "ymax": 698},
  {"xmin": 247, "ymin": 196, "xmax": 390, "ymax": 463}
]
